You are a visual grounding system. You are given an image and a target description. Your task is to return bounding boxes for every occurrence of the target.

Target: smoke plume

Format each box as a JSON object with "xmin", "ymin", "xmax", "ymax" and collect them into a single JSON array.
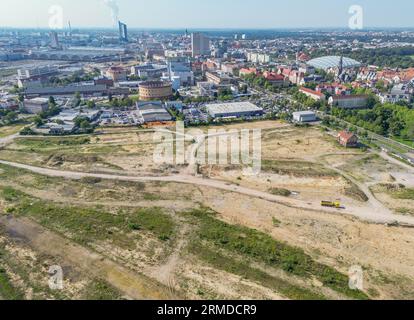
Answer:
[{"xmin": 103, "ymin": 0, "xmax": 119, "ymax": 26}]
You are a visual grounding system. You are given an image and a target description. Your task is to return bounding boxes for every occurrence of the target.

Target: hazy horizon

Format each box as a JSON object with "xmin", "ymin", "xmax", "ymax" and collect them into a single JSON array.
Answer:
[{"xmin": 0, "ymin": 0, "xmax": 413, "ymax": 30}]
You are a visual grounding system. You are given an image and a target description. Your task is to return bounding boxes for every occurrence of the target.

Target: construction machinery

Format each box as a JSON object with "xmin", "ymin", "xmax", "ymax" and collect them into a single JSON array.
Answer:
[{"xmin": 321, "ymin": 201, "xmax": 341, "ymax": 208}]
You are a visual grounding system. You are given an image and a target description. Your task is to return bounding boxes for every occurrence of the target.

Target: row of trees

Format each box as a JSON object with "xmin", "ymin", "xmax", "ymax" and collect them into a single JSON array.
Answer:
[
  {"xmin": 48, "ymin": 69, "xmax": 101, "ymax": 86},
  {"xmin": 331, "ymin": 102, "xmax": 414, "ymax": 140}
]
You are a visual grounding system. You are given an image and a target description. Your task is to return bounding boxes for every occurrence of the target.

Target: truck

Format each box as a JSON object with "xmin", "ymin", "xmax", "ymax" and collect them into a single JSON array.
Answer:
[{"xmin": 321, "ymin": 201, "xmax": 341, "ymax": 208}]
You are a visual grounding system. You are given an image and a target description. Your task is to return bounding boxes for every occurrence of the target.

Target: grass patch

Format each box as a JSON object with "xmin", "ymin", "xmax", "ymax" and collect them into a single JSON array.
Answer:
[
  {"xmin": 0, "ymin": 267, "xmax": 25, "ymax": 300},
  {"xmin": 126, "ymin": 208, "xmax": 175, "ymax": 241},
  {"xmin": 268, "ymin": 188, "xmax": 292, "ymax": 197},
  {"xmin": 393, "ymin": 188, "xmax": 414, "ymax": 200},
  {"xmin": 393, "ymin": 137, "xmax": 414, "ymax": 149},
  {"xmin": 262, "ymin": 159, "xmax": 338, "ymax": 178},
  {"xmin": 15, "ymin": 137, "xmax": 90, "ymax": 149},
  {"xmin": 190, "ymin": 243, "xmax": 325, "ymax": 300},
  {"xmin": 184, "ymin": 207, "xmax": 368, "ymax": 300},
  {"xmin": 0, "ymin": 187, "xmax": 175, "ymax": 246},
  {"xmin": 395, "ymin": 208, "xmax": 414, "ymax": 216},
  {"xmin": 0, "ymin": 124, "xmax": 26, "ymax": 138},
  {"xmin": 373, "ymin": 183, "xmax": 414, "ymax": 200},
  {"xmin": 81, "ymin": 280, "xmax": 123, "ymax": 300}
]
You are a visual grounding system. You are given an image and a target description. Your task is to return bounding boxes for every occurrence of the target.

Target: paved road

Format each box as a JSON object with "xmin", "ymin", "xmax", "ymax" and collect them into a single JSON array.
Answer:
[{"xmin": 1, "ymin": 159, "xmax": 414, "ymax": 226}]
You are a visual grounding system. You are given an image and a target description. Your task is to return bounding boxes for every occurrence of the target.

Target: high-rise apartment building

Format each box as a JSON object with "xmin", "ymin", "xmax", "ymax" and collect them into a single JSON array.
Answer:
[{"xmin": 191, "ymin": 32, "xmax": 210, "ymax": 57}]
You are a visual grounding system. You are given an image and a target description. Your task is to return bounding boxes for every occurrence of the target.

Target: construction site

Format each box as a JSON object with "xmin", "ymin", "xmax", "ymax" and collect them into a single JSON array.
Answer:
[{"xmin": 0, "ymin": 120, "xmax": 413, "ymax": 300}]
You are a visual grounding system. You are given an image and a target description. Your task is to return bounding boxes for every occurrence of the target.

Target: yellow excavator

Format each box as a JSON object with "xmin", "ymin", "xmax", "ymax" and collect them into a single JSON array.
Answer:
[{"xmin": 321, "ymin": 201, "xmax": 341, "ymax": 208}]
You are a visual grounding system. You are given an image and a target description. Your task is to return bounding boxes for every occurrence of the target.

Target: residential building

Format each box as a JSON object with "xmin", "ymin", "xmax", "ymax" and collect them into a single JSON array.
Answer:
[
  {"xmin": 239, "ymin": 68, "xmax": 258, "ymax": 77},
  {"xmin": 338, "ymin": 131, "xmax": 358, "ymax": 147},
  {"xmin": 106, "ymin": 66, "xmax": 127, "ymax": 82},
  {"xmin": 378, "ymin": 83, "xmax": 413, "ymax": 104},
  {"xmin": 299, "ymin": 87, "xmax": 326, "ymax": 101},
  {"xmin": 263, "ymin": 72, "xmax": 289, "ymax": 87},
  {"xmin": 191, "ymin": 33, "xmax": 210, "ymax": 57},
  {"xmin": 247, "ymin": 52, "xmax": 271, "ymax": 64},
  {"xmin": 206, "ymin": 71, "xmax": 232, "ymax": 86},
  {"xmin": 328, "ymin": 95, "xmax": 369, "ymax": 109}
]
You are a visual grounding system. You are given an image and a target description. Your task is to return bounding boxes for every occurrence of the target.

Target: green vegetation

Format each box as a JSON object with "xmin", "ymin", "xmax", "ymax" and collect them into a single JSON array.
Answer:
[
  {"xmin": 268, "ymin": 188, "xmax": 292, "ymax": 197},
  {"xmin": 393, "ymin": 188, "xmax": 414, "ymax": 200},
  {"xmin": 184, "ymin": 208, "xmax": 368, "ymax": 300},
  {"xmin": 262, "ymin": 159, "xmax": 338, "ymax": 177},
  {"xmin": 48, "ymin": 70, "xmax": 101, "ymax": 86},
  {"xmin": 81, "ymin": 280, "xmax": 123, "ymax": 300},
  {"xmin": 1, "ymin": 187, "xmax": 175, "ymax": 246},
  {"xmin": 371, "ymin": 183, "xmax": 414, "ymax": 200},
  {"xmin": 16, "ymin": 137, "xmax": 90, "ymax": 149},
  {"xmin": 0, "ymin": 267, "xmax": 25, "ymax": 300},
  {"xmin": 190, "ymin": 243, "xmax": 325, "ymax": 300},
  {"xmin": 331, "ymin": 103, "xmax": 414, "ymax": 140}
]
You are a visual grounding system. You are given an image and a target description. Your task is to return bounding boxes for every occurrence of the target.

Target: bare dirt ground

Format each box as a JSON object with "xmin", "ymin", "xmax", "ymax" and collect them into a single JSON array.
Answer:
[
  {"xmin": 1, "ymin": 121, "xmax": 414, "ymax": 300},
  {"xmin": 0, "ymin": 215, "xmax": 177, "ymax": 300}
]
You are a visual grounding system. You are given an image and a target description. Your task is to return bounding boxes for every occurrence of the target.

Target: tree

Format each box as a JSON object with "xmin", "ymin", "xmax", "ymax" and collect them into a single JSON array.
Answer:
[
  {"xmin": 87, "ymin": 100, "xmax": 96, "ymax": 109},
  {"xmin": 48, "ymin": 96, "xmax": 56, "ymax": 106},
  {"xmin": 4, "ymin": 111, "xmax": 17, "ymax": 124},
  {"xmin": 33, "ymin": 116, "xmax": 44, "ymax": 127}
]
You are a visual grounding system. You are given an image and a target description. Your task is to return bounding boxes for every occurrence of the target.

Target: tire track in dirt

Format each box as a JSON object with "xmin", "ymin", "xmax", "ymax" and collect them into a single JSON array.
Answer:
[{"xmin": 0, "ymin": 215, "xmax": 180, "ymax": 300}]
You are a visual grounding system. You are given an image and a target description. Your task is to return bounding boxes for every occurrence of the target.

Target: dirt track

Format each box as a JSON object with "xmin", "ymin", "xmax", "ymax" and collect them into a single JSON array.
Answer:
[
  {"xmin": 0, "ymin": 215, "xmax": 178, "ymax": 300},
  {"xmin": 1, "ymin": 159, "xmax": 413, "ymax": 226}
]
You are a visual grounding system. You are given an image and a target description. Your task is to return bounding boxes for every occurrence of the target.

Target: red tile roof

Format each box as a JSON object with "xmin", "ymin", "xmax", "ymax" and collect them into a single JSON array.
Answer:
[
  {"xmin": 338, "ymin": 130, "xmax": 356, "ymax": 141},
  {"xmin": 299, "ymin": 87, "xmax": 325, "ymax": 97}
]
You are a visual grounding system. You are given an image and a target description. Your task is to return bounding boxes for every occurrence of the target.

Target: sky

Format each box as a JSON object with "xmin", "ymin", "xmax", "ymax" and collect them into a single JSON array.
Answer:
[{"xmin": 0, "ymin": 0, "xmax": 413, "ymax": 29}]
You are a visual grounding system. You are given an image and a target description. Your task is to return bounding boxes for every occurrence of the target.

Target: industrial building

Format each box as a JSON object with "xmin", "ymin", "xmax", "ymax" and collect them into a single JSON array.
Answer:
[
  {"xmin": 24, "ymin": 97, "xmax": 49, "ymax": 114},
  {"xmin": 136, "ymin": 101, "xmax": 173, "ymax": 123},
  {"xmin": 131, "ymin": 64, "xmax": 168, "ymax": 79},
  {"xmin": 139, "ymin": 81, "xmax": 173, "ymax": 101},
  {"xmin": 206, "ymin": 102, "xmax": 263, "ymax": 119},
  {"xmin": 29, "ymin": 47, "xmax": 126, "ymax": 62},
  {"xmin": 292, "ymin": 111, "xmax": 317, "ymax": 123},
  {"xmin": 25, "ymin": 84, "xmax": 108, "ymax": 97}
]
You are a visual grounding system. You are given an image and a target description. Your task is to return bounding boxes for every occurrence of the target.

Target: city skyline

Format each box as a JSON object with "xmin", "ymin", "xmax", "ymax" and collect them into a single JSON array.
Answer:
[{"xmin": 0, "ymin": 0, "xmax": 414, "ymax": 29}]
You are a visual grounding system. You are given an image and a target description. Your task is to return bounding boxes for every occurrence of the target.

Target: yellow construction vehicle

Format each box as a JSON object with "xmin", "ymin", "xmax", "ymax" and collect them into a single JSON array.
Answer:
[{"xmin": 321, "ymin": 201, "xmax": 341, "ymax": 208}]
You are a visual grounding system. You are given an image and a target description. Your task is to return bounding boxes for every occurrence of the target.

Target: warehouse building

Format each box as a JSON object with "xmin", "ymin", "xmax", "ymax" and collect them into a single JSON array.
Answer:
[
  {"xmin": 206, "ymin": 102, "xmax": 263, "ymax": 119},
  {"xmin": 136, "ymin": 101, "xmax": 173, "ymax": 123},
  {"xmin": 24, "ymin": 97, "xmax": 49, "ymax": 114},
  {"xmin": 293, "ymin": 111, "xmax": 317, "ymax": 123}
]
